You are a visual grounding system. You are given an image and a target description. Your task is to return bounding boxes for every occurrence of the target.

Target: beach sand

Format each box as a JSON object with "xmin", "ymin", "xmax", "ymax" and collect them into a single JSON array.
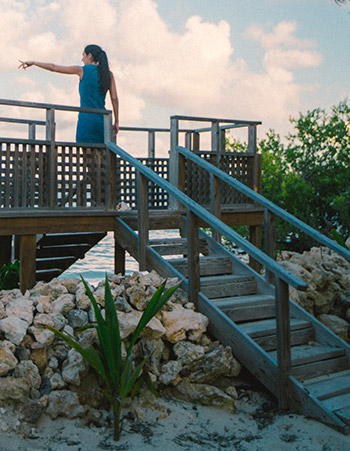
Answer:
[{"xmin": 0, "ymin": 387, "xmax": 348, "ymax": 451}]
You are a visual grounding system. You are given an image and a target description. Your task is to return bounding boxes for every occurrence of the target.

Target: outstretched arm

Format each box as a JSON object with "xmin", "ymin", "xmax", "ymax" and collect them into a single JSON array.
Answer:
[
  {"xmin": 18, "ymin": 61, "xmax": 83, "ymax": 78},
  {"xmin": 109, "ymin": 72, "xmax": 119, "ymax": 136}
]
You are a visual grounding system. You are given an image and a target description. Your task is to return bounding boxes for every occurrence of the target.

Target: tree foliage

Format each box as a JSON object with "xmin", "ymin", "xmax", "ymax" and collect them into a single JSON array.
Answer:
[{"xmin": 226, "ymin": 100, "xmax": 350, "ymax": 253}]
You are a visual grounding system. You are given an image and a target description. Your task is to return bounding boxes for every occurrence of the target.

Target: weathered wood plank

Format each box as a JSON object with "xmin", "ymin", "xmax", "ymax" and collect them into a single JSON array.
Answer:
[
  {"xmin": 200, "ymin": 275, "xmax": 257, "ymax": 299},
  {"xmin": 20, "ymin": 234, "xmax": 36, "ymax": 293},
  {"xmin": 225, "ymin": 303, "xmax": 276, "ymax": 323},
  {"xmin": 304, "ymin": 370, "xmax": 350, "ymax": 401},
  {"xmin": 168, "ymin": 256, "xmax": 232, "ymax": 277},
  {"xmin": 334, "ymin": 406, "xmax": 350, "ymax": 425},
  {"xmin": 292, "ymin": 356, "xmax": 349, "ymax": 382},
  {"xmin": 322, "ymin": 392, "xmax": 350, "ymax": 413},
  {"xmin": 212, "ymin": 294, "xmax": 275, "ymax": 309},
  {"xmin": 186, "ymin": 209, "xmax": 200, "ymax": 308},
  {"xmin": 239, "ymin": 318, "xmax": 311, "ymax": 339},
  {"xmin": 269, "ymin": 345, "xmax": 345, "ymax": 367},
  {"xmin": 254, "ymin": 327, "xmax": 315, "ymax": 352},
  {"xmin": 150, "ymin": 238, "xmax": 208, "ymax": 256}
]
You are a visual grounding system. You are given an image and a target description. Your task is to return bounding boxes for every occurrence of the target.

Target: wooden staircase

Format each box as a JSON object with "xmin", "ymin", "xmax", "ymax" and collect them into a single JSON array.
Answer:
[
  {"xmin": 35, "ymin": 232, "xmax": 106, "ymax": 282},
  {"xmin": 145, "ymin": 230, "xmax": 350, "ymax": 434}
]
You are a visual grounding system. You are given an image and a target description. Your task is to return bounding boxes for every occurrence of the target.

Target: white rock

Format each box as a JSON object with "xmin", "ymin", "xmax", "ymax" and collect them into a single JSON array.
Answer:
[
  {"xmin": 51, "ymin": 294, "xmax": 75, "ymax": 315},
  {"xmin": 5, "ymin": 297, "xmax": 34, "ymax": 325},
  {"xmin": 62, "ymin": 349, "xmax": 88, "ymax": 386},
  {"xmin": 0, "ymin": 315, "xmax": 29, "ymax": 345},
  {"xmin": 161, "ymin": 304, "xmax": 209, "ymax": 343},
  {"xmin": 29, "ymin": 325, "xmax": 55, "ymax": 346},
  {"xmin": 0, "ymin": 340, "xmax": 18, "ymax": 376},
  {"xmin": 13, "ymin": 360, "xmax": 41, "ymax": 390}
]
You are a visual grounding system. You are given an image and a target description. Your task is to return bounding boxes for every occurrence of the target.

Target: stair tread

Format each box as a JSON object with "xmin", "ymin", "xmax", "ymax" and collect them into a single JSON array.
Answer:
[
  {"xmin": 304, "ymin": 370, "xmax": 350, "ymax": 401},
  {"xmin": 239, "ymin": 318, "xmax": 311, "ymax": 338},
  {"xmin": 268, "ymin": 344, "xmax": 345, "ymax": 366},
  {"xmin": 168, "ymin": 256, "xmax": 231, "ymax": 265},
  {"xmin": 211, "ymin": 294, "xmax": 275, "ymax": 309},
  {"xmin": 200, "ymin": 274, "xmax": 254, "ymax": 286}
]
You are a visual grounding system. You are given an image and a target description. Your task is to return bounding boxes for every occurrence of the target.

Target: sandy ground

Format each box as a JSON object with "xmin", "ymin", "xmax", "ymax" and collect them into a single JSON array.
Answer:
[{"xmin": 0, "ymin": 388, "xmax": 349, "ymax": 451}]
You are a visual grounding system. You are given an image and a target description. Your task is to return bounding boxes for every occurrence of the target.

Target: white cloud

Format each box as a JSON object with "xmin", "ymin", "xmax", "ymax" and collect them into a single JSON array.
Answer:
[{"xmin": 1, "ymin": 0, "xmax": 324, "ymax": 144}]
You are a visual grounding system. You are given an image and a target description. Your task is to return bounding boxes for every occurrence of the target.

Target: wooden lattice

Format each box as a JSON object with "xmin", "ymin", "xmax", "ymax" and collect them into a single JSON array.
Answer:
[
  {"xmin": 185, "ymin": 152, "xmax": 254, "ymax": 206},
  {"xmin": 116, "ymin": 158, "xmax": 168, "ymax": 210}
]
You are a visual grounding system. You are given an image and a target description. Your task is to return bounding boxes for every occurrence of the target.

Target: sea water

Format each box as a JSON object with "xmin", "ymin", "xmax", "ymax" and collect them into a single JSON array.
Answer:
[{"xmin": 60, "ymin": 229, "xmax": 180, "ymax": 287}]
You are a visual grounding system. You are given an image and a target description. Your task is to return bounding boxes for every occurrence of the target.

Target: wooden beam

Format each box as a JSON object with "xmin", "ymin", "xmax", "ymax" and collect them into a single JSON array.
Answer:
[
  {"xmin": 137, "ymin": 172, "xmax": 149, "ymax": 270},
  {"xmin": 19, "ymin": 235, "xmax": 36, "ymax": 293},
  {"xmin": 186, "ymin": 209, "xmax": 200, "ymax": 309},
  {"xmin": 114, "ymin": 233, "xmax": 125, "ymax": 275},
  {"xmin": 249, "ymin": 225, "xmax": 262, "ymax": 271},
  {"xmin": 275, "ymin": 277, "xmax": 291, "ymax": 410},
  {"xmin": 0, "ymin": 236, "xmax": 12, "ymax": 268}
]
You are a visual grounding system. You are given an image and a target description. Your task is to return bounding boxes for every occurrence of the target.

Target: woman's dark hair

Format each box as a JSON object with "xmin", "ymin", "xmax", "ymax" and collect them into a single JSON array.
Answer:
[{"xmin": 84, "ymin": 44, "xmax": 111, "ymax": 94}]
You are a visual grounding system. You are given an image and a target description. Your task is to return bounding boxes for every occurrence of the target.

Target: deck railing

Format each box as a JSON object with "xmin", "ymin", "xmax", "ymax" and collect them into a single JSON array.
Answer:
[{"xmin": 1, "ymin": 100, "xmax": 262, "ymax": 211}]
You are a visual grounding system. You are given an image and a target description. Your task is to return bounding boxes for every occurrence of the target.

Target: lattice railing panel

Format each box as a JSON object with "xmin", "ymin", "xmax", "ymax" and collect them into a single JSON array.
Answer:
[
  {"xmin": 116, "ymin": 158, "xmax": 168, "ymax": 210},
  {"xmin": 185, "ymin": 152, "xmax": 254, "ymax": 206}
]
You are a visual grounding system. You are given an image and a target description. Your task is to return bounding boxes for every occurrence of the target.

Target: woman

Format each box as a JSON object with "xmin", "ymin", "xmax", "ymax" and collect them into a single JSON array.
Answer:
[{"xmin": 19, "ymin": 44, "xmax": 119, "ymax": 143}]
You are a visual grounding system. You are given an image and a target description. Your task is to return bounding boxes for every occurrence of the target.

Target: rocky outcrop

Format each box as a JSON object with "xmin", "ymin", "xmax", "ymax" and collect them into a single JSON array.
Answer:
[
  {"xmin": 0, "ymin": 271, "xmax": 242, "ymax": 425},
  {"xmin": 278, "ymin": 247, "xmax": 350, "ymax": 342}
]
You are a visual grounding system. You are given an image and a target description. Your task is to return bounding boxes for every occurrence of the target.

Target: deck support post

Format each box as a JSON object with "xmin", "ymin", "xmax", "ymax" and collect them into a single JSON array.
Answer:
[
  {"xmin": 0, "ymin": 236, "xmax": 12, "ymax": 268},
  {"xmin": 137, "ymin": 172, "xmax": 149, "ymax": 271},
  {"xmin": 186, "ymin": 209, "xmax": 200, "ymax": 309},
  {"xmin": 19, "ymin": 235, "xmax": 36, "ymax": 294},
  {"xmin": 265, "ymin": 209, "xmax": 276, "ymax": 284},
  {"xmin": 46, "ymin": 108, "xmax": 57, "ymax": 208},
  {"xmin": 249, "ymin": 225, "xmax": 262, "ymax": 272},
  {"xmin": 169, "ymin": 117, "xmax": 179, "ymax": 210},
  {"xmin": 210, "ymin": 174, "xmax": 221, "ymax": 242},
  {"xmin": 148, "ymin": 131, "xmax": 155, "ymax": 158},
  {"xmin": 114, "ymin": 234, "xmax": 126, "ymax": 276},
  {"xmin": 275, "ymin": 277, "xmax": 291, "ymax": 411}
]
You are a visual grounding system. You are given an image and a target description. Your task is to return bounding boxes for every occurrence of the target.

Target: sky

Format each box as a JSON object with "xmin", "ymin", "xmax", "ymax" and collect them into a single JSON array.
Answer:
[{"xmin": 0, "ymin": 0, "xmax": 349, "ymax": 155}]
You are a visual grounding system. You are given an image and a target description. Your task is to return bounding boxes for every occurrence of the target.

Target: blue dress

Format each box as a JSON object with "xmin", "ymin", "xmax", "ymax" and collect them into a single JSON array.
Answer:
[{"xmin": 76, "ymin": 64, "xmax": 107, "ymax": 143}]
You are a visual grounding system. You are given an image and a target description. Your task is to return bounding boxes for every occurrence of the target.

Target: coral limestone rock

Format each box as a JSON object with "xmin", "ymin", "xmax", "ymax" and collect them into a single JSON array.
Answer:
[
  {"xmin": 161, "ymin": 303, "xmax": 209, "ymax": 343},
  {"xmin": 0, "ymin": 341, "xmax": 18, "ymax": 376},
  {"xmin": 0, "ymin": 316, "xmax": 29, "ymax": 345}
]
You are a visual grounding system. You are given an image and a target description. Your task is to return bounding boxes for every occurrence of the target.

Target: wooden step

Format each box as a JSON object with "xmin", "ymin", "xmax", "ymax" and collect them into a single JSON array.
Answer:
[
  {"xmin": 150, "ymin": 238, "xmax": 208, "ymax": 256},
  {"xmin": 239, "ymin": 318, "xmax": 312, "ymax": 339},
  {"xmin": 304, "ymin": 370, "xmax": 350, "ymax": 401},
  {"xmin": 212, "ymin": 294, "xmax": 276, "ymax": 323},
  {"xmin": 168, "ymin": 256, "xmax": 232, "ymax": 277},
  {"xmin": 254, "ymin": 326, "xmax": 315, "ymax": 352},
  {"xmin": 36, "ymin": 257, "xmax": 76, "ymax": 270},
  {"xmin": 38, "ymin": 232, "xmax": 106, "ymax": 247},
  {"xmin": 322, "ymin": 393, "xmax": 350, "ymax": 425},
  {"xmin": 36, "ymin": 244, "xmax": 91, "ymax": 258},
  {"xmin": 200, "ymin": 275, "xmax": 257, "ymax": 299},
  {"xmin": 268, "ymin": 344, "xmax": 346, "ymax": 367},
  {"xmin": 36, "ymin": 268, "xmax": 62, "ymax": 282}
]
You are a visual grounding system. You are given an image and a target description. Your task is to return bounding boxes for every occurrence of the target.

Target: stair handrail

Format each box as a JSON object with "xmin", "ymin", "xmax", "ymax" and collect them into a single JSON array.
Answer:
[
  {"xmin": 107, "ymin": 142, "xmax": 306, "ymax": 291},
  {"xmin": 176, "ymin": 145, "xmax": 350, "ymax": 263}
]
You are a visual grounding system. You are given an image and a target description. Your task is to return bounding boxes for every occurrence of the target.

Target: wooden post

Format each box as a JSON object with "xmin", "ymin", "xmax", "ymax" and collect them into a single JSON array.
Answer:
[
  {"xmin": 185, "ymin": 131, "xmax": 192, "ymax": 150},
  {"xmin": 248, "ymin": 124, "xmax": 259, "ymax": 192},
  {"xmin": 168, "ymin": 117, "xmax": 179, "ymax": 210},
  {"xmin": 265, "ymin": 209, "xmax": 277, "ymax": 284},
  {"xmin": 106, "ymin": 147, "xmax": 117, "ymax": 211},
  {"xmin": 210, "ymin": 174, "xmax": 221, "ymax": 242},
  {"xmin": 249, "ymin": 225, "xmax": 262, "ymax": 272},
  {"xmin": 0, "ymin": 236, "xmax": 12, "ymax": 268},
  {"xmin": 28, "ymin": 123, "xmax": 36, "ymax": 140},
  {"xmin": 104, "ymin": 112, "xmax": 114, "ymax": 144},
  {"xmin": 148, "ymin": 131, "xmax": 155, "ymax": 158},
  {"xmin": 211, "ymin": 121, "xmax": 219, "ymax": 155},
  {"xmin": 114, "ymin": 233, "xmax": 125, "ymax": 275},
  {"xmin": 19, "ymin": 235, "xmax": 36, "ymax": 294},
  {"xmin": 275, "ymin": 277, "xmax": 291, "ymax": 411},
  {"xmin": 137, "ymin": 172, "xmax": 149, "ymax": 271},
  {"xmin": 46, "ymin": 108, "xmax": 56, "ymax": 208},
  {"xmin": 193, "ymin": 132, "xmax": 200, "ymax": 151},
  {"xmin": 186, "ymin": 209, "xmax": 200, "ymax": 309}
]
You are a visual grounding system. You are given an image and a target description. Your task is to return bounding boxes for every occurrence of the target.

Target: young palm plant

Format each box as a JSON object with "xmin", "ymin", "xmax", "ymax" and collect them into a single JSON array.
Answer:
[{"xmin": 46, "ymin": 275, "xmax": 180, "ymax": 440}]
